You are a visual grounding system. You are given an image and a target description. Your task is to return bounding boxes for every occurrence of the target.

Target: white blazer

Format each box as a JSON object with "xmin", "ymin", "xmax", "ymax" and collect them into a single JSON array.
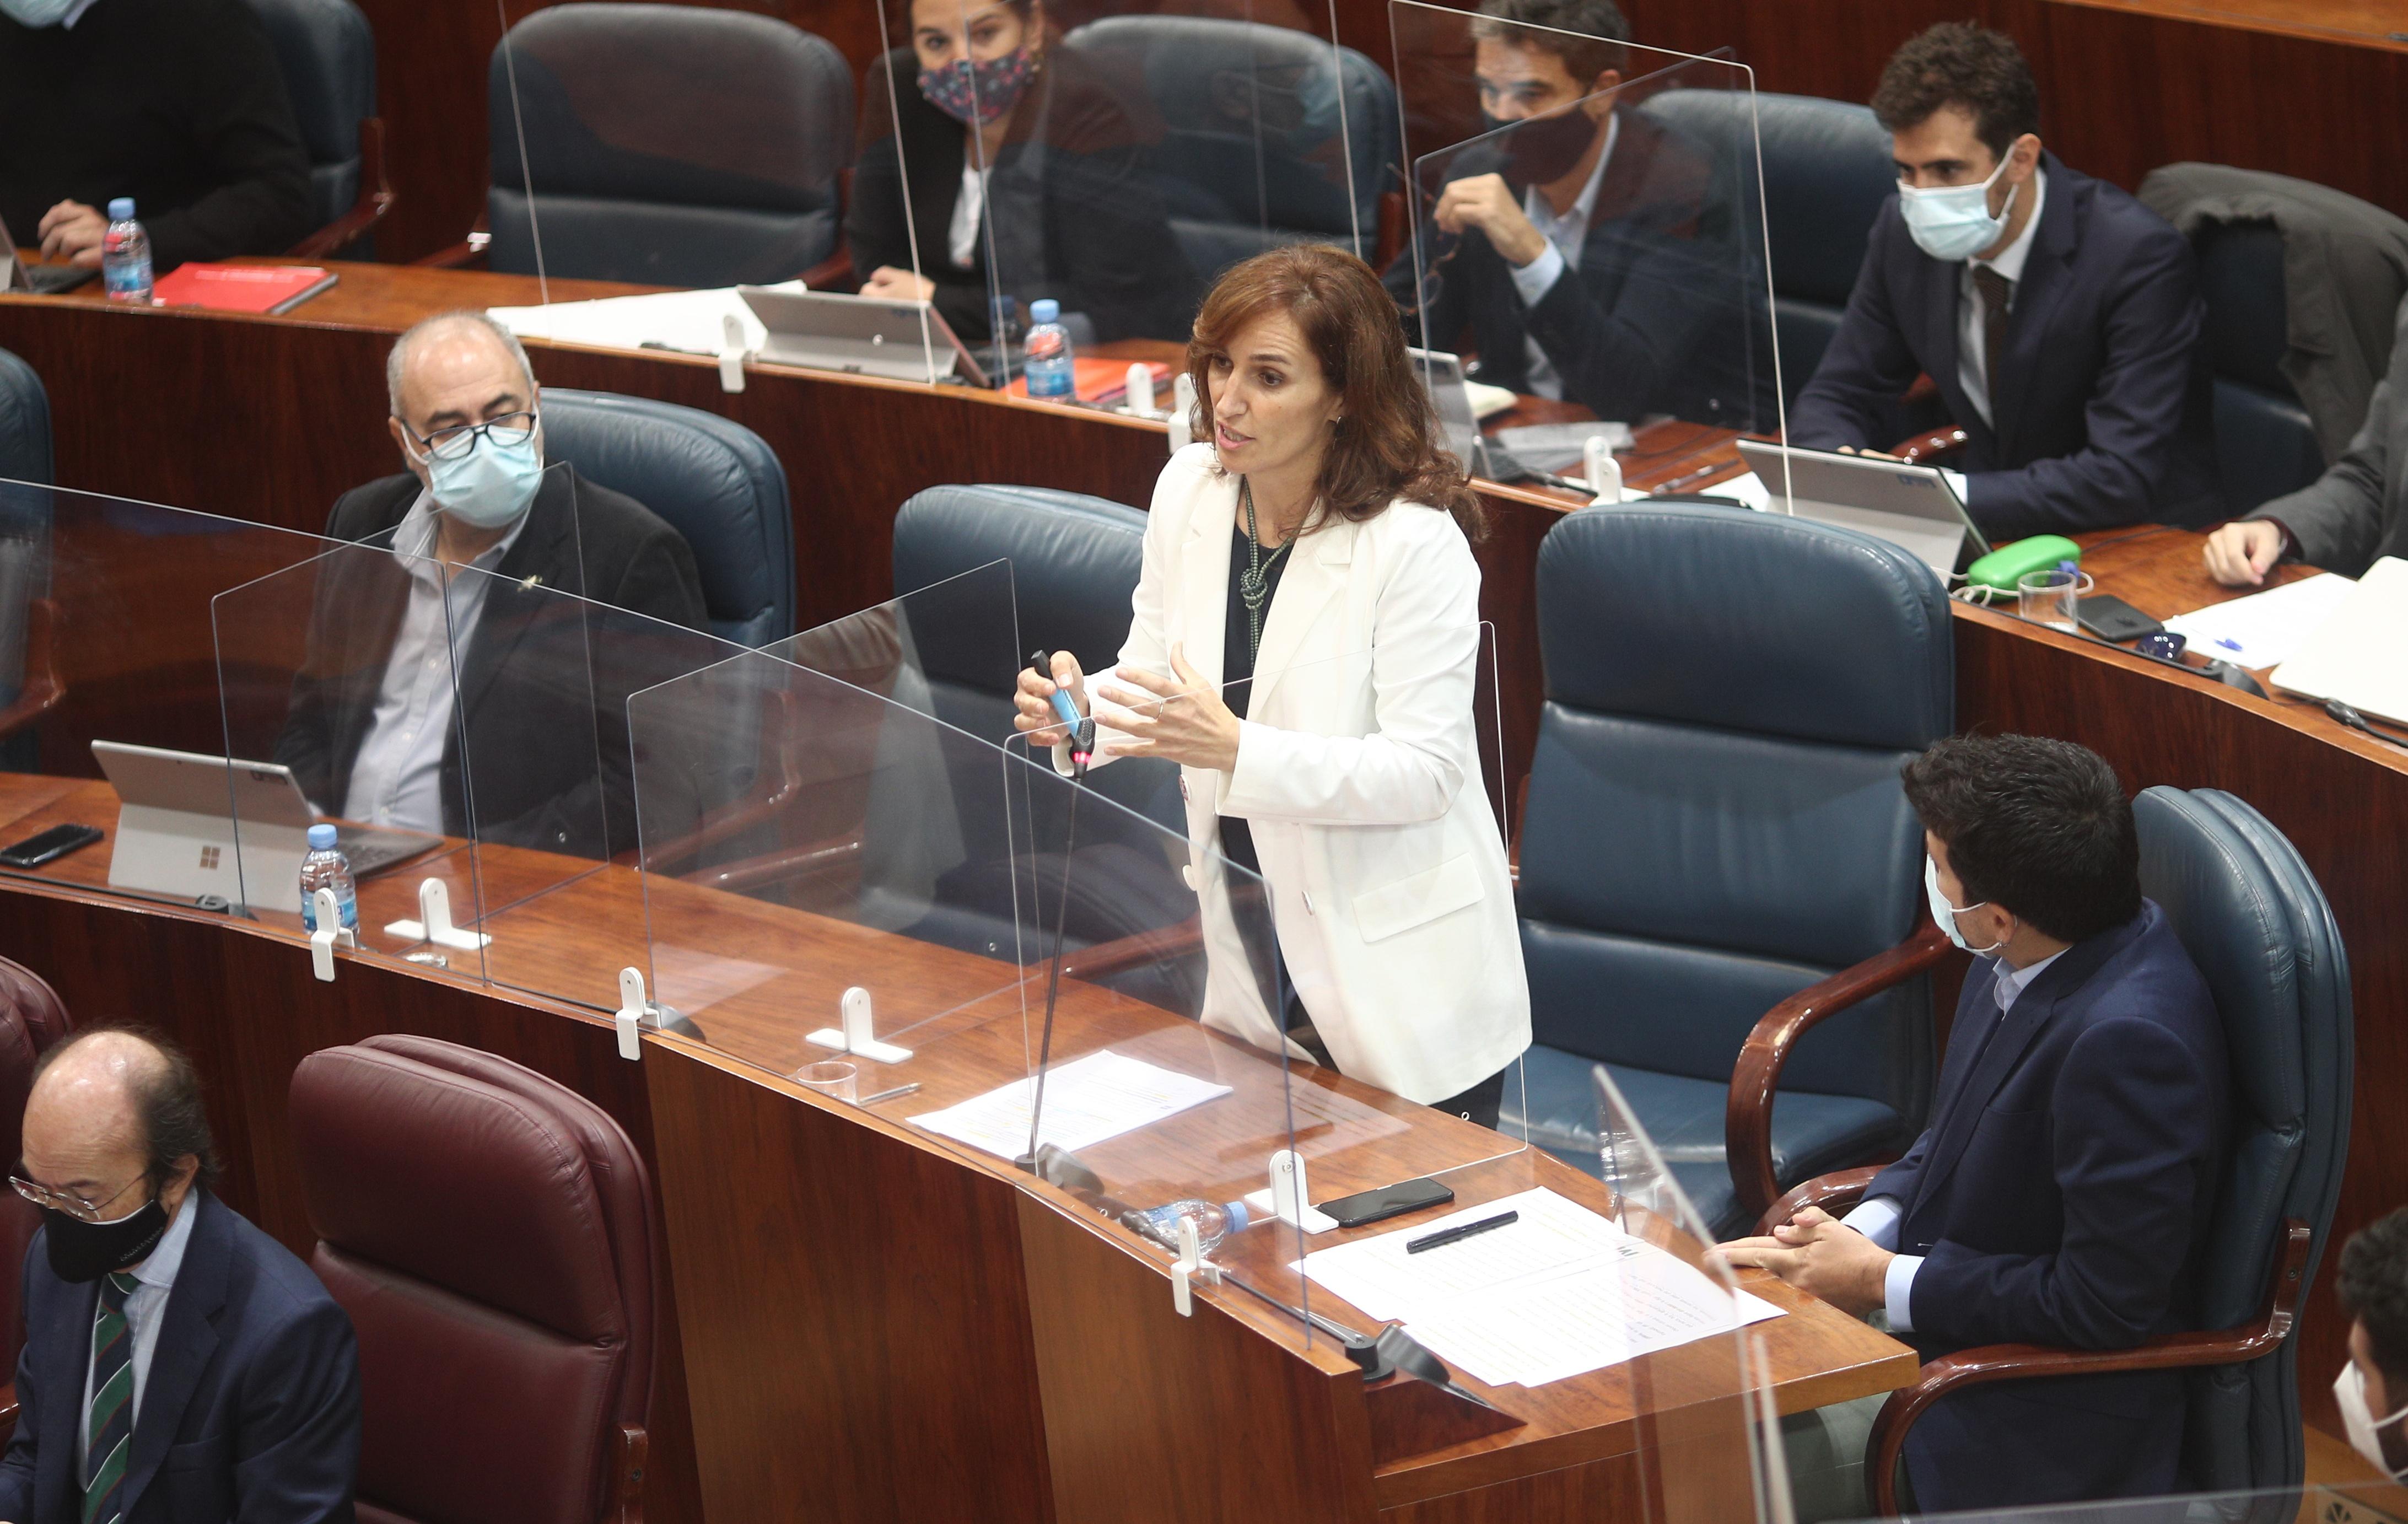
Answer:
[{"xmin": 1065, "ymin": 444, "xmax": 1532, "ymax": 1103}]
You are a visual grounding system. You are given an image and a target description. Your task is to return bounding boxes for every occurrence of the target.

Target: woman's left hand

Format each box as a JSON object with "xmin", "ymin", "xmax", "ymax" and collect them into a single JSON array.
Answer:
[
  {"xmin": 1095, "ymin": 645, "xmax": 1241, "ymax": 772},
  {"xmin": 860, "ymin": 265, "xmax": 937, "ymax": 303}
]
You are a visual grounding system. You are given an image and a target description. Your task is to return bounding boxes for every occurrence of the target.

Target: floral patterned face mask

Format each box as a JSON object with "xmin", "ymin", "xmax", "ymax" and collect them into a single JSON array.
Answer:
[{"xmin": 919, "ymin": 42, "xmax": 1038, "ymax": 127}]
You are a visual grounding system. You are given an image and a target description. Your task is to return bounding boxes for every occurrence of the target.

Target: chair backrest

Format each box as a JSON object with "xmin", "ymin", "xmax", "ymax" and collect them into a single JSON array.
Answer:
[
  {"xmin": 1063, "ymin": 17, "xmax": 1395, "ymax": 281},
  {"xmin": 2190, "ymin": 220, "xmax": 2327, "ymax": 513},
  {"xmin": 1637, "ymin": 90, "xmax": 1895, "ymax": 402},
  {"xmin": 2132, "ymin": 788, "xmax": 2352, "ymax": 1494},
  {"xmin": 1523, "ymin": 503, "xmax": 1952, "ymax": 1126},
  {"xmin": 0, "ymin": 348, "xmax": 51, "ymax": 487},
  {"xmin": 539, "ymin": 389, "xmax": 794, "ymax": 647},
  {"xmin": 240, "ymin": 0, "xmax": 375, "ymax": 234},
  {"xmin": 0, "ymin": 957, "xmax": 71, "ymax": 1378},
  {"xmin": 289, "ymin": 1035, "xmax": 656, "ymax": 1524},
  {"xmin": 487, "ymin": 3, "xmax": 854, "ymax": 286}
]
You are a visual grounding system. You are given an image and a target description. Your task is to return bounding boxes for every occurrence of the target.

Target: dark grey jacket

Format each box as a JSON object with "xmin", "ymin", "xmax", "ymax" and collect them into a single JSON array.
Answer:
[{"xmin": 2248, "ymin": 294, "xmax": 2408, "ymax": 576}]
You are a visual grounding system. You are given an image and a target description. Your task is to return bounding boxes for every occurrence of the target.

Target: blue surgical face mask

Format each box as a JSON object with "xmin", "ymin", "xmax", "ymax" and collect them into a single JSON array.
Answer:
[
  {"xmin": 421, "ymin": 426, "xmax": 544, "ymax": 530},
  {"xmin": 1, "ymin": 0, "xmax": 81, "ymax": 27},
  {"xmin": 1925, "ymin": 855, "xmax": 2006, "ymax": 957},
  {"xmin": 1897, "ymin": 153, "xmax": 2019, "ymax": 263}
]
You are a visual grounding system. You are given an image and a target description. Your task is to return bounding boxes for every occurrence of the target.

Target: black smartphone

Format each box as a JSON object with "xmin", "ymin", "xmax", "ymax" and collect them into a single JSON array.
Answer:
[
  {"xmin": 0, "ymin": 822, "xmax": 103, "ymax": 869},
  {"xmin": 2077, "ymin": 593, "xmax": 2164, "ymax": 643},
  {"xmin": 1317, "ymin": 1176, "xmax": 1455, "ymax": 1229}
]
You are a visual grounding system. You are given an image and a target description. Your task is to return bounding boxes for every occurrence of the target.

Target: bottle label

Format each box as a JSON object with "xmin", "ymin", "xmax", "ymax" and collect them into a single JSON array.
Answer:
[{"xmin": 104, "ymin": 257, "xmax": 152, "ymax": 301}]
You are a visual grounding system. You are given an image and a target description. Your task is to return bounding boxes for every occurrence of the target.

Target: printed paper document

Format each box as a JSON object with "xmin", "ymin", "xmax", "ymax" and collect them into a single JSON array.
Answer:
[
  {"xmin": 2165, "ymin": 572, "xmax": 2353, "ymax": 669},
  {"xmin": 909, "ymin": 1049, "xmax": 1231, "ymax": 1159}
]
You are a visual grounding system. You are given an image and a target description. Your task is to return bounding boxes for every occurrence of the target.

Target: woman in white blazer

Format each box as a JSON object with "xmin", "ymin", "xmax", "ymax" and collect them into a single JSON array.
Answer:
[{"xmin": 1014, "ymin": 245, "xmax": 1532, "ymax": 1121}]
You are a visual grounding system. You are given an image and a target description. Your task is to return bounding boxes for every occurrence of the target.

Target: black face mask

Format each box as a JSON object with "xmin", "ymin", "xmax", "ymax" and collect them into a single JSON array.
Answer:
[
  {"xmin": 1485, "ymin": 106, "xmax": 1601, "ymax": 189},
  {"xmin": 43, "ymin": 1193, "xmax": 168, "ymax": 1284}
]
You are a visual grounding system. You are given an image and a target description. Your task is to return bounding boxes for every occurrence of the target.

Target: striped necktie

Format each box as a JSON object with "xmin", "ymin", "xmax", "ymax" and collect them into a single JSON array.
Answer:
[{"xmin": 84, "ymin": 1270, "xmax": 140, "ymax": 1524}]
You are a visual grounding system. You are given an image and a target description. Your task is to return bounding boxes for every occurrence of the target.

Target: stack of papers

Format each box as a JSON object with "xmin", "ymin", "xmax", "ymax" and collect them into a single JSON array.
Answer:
[
  {"xmin": 908, "ymin": 1049, "xmax": 1231, "ymax": 1159},
  {"xmin": 2164, "ymin": 572, "xmax": 2353, "ymax": 669},
  {"xmin": 2270, "ymin": 557, "xmax": 2408, "ymax": 723},
  {"xmin": 1297, "ymin": 1188, "xmax": 1782, "ymax": 1388}
]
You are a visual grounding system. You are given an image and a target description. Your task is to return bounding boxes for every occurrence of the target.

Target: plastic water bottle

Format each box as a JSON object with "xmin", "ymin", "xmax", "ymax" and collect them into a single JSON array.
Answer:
[
  {"xmin": 101, "ymin": 198, "xmax": 153, "ymax": 305},
  {"xmin": 1124, "ymin": 1198, "xmax": 1251, "ymax": 1254},
  {"xmin": 1023, "ymin": 298, "xmax": 1075, "ymax": 400},
  {"xmin": 297, "ymin": 824, "xmax": 358, "ymax": 933}
]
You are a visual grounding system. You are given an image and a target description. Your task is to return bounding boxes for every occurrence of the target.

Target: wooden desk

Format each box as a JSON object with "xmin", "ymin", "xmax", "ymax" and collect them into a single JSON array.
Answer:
[{"xmin": 0, "ymin": 772, "xmax": 1914, "ymax": 1523}]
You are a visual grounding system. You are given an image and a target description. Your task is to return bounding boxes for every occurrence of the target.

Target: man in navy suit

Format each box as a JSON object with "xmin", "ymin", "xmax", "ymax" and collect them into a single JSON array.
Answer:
[
  {"xmin": 1722, "ymin": 734, "xmax": 2231, "ymax": 1515},
  {"xmin": 2, "ymin": 1027, "xmax": 360, "ymax": 1523},
  {"xmin": 1787, "ymin": 24, "xmax": 2221, "ymax": 540}
]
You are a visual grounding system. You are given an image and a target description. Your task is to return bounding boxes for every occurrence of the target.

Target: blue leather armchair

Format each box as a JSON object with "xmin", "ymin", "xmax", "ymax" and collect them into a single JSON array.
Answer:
[
  {"xmin": 0, "ymin": 350, "xmax": 49, "ymax": 488},
  {"xmin": 1511, "ymin": 502, "xmax": 1957, "ymax": 1236},
  {"xmin": 0, "ymin": 351, "xmax": 57, "ymax": 760},
  {"xmin": 240, "ymin": 0, "xmax": 391, "ymax": 259},
  {"xmin": 480, "ymin": 3, "xmax": 854, "ymax": 287},
  {"xmin": 1637, "ymin": 90, "xmax": 1897, "ymax": 406},
  {"xmin": 1063, "ymin": 17, "xmax": 1396, "ymax": 281},
  {"xmin": 2191, "ymin": 221, "xmax": 2328, "ymax": 514},
  {"xmin": 1771, "ymin": 788, "xmax": 2352, "ymax": 1512},
  {"xmin": 538, "ymin": 389, "xmax": 794, "ymax": 647}
]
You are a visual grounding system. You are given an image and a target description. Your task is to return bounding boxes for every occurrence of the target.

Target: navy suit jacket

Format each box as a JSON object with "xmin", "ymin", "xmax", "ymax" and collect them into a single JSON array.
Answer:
[
  {"xmin": 1385, "ymin": 110, "xmax": 1744, "ymax": 426},
  {"xmin": 1865, "ymin": 901, "xmax": 2231, "ymax": 1512},
  {"xmin": 0, "ymin": 1189, "xmax": 360, "ymax": 1523},
  {"xmin": 1790, "ymin": 154, "xmax": 2222, "ymax": 540}
]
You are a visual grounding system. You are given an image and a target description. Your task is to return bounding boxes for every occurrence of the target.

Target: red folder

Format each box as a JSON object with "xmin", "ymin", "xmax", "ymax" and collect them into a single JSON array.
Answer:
[
  {"xmin": 1006, "ymin": 358, "xmax": 1172, "ymax": 406},
  {"xmin": 150, "ymin": 262, "xmax": 338, "ymax": 315}
]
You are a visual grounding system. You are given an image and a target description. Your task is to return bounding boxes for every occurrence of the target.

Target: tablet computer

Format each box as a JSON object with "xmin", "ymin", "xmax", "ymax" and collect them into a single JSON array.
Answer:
[
  {"xmin": 737, "ymin": 286, "xmax": 993, "ymax": 387},
  {"xmin": 1737, "ymin": 440, "xmax": 1991, "ymax": 578}
]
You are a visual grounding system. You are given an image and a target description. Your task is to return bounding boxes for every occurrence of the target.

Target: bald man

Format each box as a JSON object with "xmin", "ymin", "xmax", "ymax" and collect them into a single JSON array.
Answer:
[
  {"xmin": 274, "ymin": 309, "xmax": 707, "ymax": 860},
  {"xmin": 3, "ymin": 1028, "xmax": 360, "ymax": 1523}
]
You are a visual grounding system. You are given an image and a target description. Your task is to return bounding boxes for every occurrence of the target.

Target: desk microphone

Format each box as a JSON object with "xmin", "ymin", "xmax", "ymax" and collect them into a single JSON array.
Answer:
[
  {"xmin": 1019, "ymin": 650, "xmax": 1091, "ymax": 1171},
  {"xmin": 1028, "ymin": 649, "xmax": 1093, "ymax": 775}
]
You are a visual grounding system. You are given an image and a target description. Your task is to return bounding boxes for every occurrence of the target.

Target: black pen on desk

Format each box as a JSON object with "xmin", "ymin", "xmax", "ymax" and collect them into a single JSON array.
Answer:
[
  {"xmin": 1405, "ymin": 1210, "xmax": 1518, "ymax": 1254},
  {"xmin": 1649, "ymin": 461, "xmax": 1724, "ymax": 495},
  {"xmin": 638, "ymin": 340, "xmax": 715, "ymax": 357}
]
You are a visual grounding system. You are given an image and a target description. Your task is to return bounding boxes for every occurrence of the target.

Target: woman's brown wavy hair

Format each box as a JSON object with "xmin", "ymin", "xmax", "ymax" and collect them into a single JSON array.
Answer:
[{"xmin": 1186, "ymin": 245, "xmax": 1487, "ymax": 543}]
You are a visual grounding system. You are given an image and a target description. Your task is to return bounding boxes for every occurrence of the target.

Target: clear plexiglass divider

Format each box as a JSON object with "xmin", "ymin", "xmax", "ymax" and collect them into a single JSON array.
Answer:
[
  {"xmin": 1388, "ymin": 3, "xmax": 1790, "ymax": 504},
  {"xmin": 625, "ymin": 554, "xmax": 1319, "ymax": 1339},
  {"xmin": 0, "ymin": 480, "xmax": 389, "ymax": 920},
  {"xmin": 888, "ymin": 0, "xmax": 1392, "ymax": 398}
]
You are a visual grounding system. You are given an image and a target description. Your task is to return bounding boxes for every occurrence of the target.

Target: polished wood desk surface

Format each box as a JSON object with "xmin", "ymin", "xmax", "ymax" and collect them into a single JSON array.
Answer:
[{"xmin": 0, "ymin": 769, "xmax": 1913, "ymax": 1498}]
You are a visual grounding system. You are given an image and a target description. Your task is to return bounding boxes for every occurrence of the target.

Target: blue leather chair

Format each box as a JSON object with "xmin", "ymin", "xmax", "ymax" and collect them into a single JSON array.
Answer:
[
  {"xmin": 484, "ymin": 4, "xmax": 854, "ymax": 287},
  {"xmin": 0, "ymin": 349, "xmax": 49, "ymax": 487},
  {"xmin": 538, "ymin": 390, "xmax": 794, "ymax": 647},
  {"xmin": 1637, "ymin": 90, "xmax": 1897, "ymax": 406},
  {"xmin": 0, "ymin": 351, "xmax": 54, "ymax": 766},
  {"xmin": 2191, "ymin": 220, "xmax": 2329, "ymax": 514},
  {"xmin": 241, "ymin": 0, "xmax": 390, "ymax": 258},
  {"xmin": 1782, "ymin": 788, "xmax": 2353, "ymax": 1512},
  {"xmin": 1511, "ymin": 502, "xmax": 1956, "ymax": 1236},
  {"xmin": 1063, "ymin": 17, "xmax": 1396, "ymax": 281}
]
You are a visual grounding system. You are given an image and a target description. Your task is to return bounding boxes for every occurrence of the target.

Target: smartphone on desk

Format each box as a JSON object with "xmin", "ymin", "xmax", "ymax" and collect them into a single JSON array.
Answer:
[
  {"xmin": 2077, "ymin": 593, "xmax": 2164, "ymax": 643},
  {"xmin": 0, "ymin": 822, "xmax": 103, "ymax": 869},
  {"xmin": 1317, "ymin": 1176, "xmax": 1455, "ymax": 1229}
]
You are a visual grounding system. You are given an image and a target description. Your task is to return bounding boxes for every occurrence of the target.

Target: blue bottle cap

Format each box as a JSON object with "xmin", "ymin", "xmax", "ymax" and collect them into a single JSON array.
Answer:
[
  {"xmin": 308, "ymin": 823, "xmax": 338, "ymax": 850},
  {"xmin": 107, "ymin": 198, "xmax": 135, "ymax": 222},
  {"xmin": 1030, "ymin": 298, "xmax": 1060, "ymax": 324},
  {"xmin": 1224, "ymin": 1199, "xmax": 1250, "ymax": 1233}
]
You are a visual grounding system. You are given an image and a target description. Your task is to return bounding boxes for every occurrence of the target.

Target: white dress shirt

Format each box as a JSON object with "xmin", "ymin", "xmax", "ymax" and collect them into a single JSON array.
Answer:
[
  {"xmin": 948, "ymin": 161, "xmax": 988, "ymax": 270},
  {"xmin": 341, "ymin": 492, "xmax": 532, "ymax": 832},
  {"xmin": 1505, "ymin": 112, "xmax": 1619, "ymax": 402},
  {"xmin": 1954, "ymin": 166, "xmax": 2048, "ymax": 429},
  {"xmin": 1844, "ymin": 945, "xmax": 2067, "ymax": 1331},
  {"xmin": 78, "ymin": 1188, "xmax": 200, "ymax": 1473}
]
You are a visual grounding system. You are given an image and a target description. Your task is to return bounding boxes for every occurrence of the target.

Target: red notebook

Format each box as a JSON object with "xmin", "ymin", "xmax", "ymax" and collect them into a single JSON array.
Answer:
[
  {"xmin": 1006, "ymin": 358, "xmax": 1171, "ymax": 406},
  {"xmin": 150, "ymin": 262, "xmax": 338, "ymax": 315}
]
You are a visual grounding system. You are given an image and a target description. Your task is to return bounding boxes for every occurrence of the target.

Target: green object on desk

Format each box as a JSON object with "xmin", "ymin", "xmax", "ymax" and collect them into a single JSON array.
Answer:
[{"xmin": 1965, "ymin": 535, "xmax": 2083, "ymax": 595}]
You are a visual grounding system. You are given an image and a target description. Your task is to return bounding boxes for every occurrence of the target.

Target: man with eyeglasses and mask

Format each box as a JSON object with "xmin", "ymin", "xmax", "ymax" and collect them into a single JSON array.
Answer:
[
  {"xmin": 1789, "ymin": 23, "xmax": 2220, "ymax": 540},
  {"xmin": 1383, "ymin": 0, "xmax": 1718, "ymax": 426},
  {"xmin": 2336, "ymin": 1208, "xmax": 2408, "ymax": 1484},
  {"xmin": 1719, "ymin": 734, "xmax": 2230, "ymax": 1517},
  {"xmin": 274, "ymin": 310, "xmax": 706, "ymax": 860},
  {"xmin": 3, "ymin": 1027, "xmax": 360, "ymax": 1523}
]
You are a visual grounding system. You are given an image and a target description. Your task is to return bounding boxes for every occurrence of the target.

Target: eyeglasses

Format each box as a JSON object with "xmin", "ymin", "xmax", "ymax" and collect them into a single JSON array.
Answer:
[
  {"xmin": 403, "ymin": 410, "xmax": 537, "ymax": 464},
  {"xmin": 10, "ymin": 1165, "xmax": 147, "ymax": 1224}
]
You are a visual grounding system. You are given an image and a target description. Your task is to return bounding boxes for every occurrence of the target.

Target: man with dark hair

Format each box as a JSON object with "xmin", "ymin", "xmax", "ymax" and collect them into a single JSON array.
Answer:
[
  {"xmin": 2335, "ymin": 1208, "xmax": 2408, "ymax": 1480},
  {"xmin": 1722, "ymin": 734, "xmax": 2231, "ymax": 1514},
  {"xmin": 3, "ymin": 1027, "xmax": 360, "ymax": 1522},
  {"xmin": 1789, "ymin": 23, "xmax": 2221, "ymax": 538},
  {"xmin": 1384, "ymin": 0, "xmax": 1721, "ymax": 423}
]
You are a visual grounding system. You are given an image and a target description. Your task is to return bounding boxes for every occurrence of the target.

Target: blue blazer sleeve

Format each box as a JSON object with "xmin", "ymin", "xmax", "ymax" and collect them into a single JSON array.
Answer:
[
  {"xmin": 230, "ymin": 1293, "xmax": 363, "ymax": 1523},
  {"xmin": 1907, "ymin": 1013, "xmax": 2221, "ymax": 1349},
  {"xmin": 0, "ymin": 1326, "xmax": 35, "ymax": 1521},
  {"xmin": 1787, "ymin": 207, "xmax": 1924, "ymax": 451},
  {"xmin": 1962, "ymin": 224, "xmax": 2210, "ymax": 539}
]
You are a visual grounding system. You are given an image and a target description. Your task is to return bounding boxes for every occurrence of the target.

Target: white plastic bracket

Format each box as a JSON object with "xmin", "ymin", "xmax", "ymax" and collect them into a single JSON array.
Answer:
[
  {"xmin": 805, "ymin": 986, "xmax": 914, "ymax": 1064},
  {"xmin": 1585, "ymin": 435, "xmax": 1624, "ymax": 506},
  {"xmin": 718, "ymin": 312, "xmax": 752, "ymax": 394},
  {"xmin": 307, "ymin": 888, "xmax": 354, "ymax": 982},
  {"xmin": 613, "ymin": 966, "xmax": 660, "ymax": 1061},
  {"xmin": 382, "ymin": 877, "xmax": 491, "ymax": 950},
  {"xmin": 1169, "ymin": 1213, "xmax": 1221, "ymax": 1317},
  {"xmin": 1124, "ymin": 362, "xmax": 1156, "ymax": 417},
  {"xmin": 1243, "ymin": 1149, "xmax": 1340, "ymax": 1235},
  {"xmin": 1165, "ymin": 372, "xmax": 1197, "ymax": 454}
]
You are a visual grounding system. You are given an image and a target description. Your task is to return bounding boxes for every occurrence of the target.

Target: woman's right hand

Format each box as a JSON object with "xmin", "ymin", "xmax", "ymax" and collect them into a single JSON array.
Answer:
[{"xmin": 1013, "ymin": 651, "xmax": 1088, "ymax": 745}]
